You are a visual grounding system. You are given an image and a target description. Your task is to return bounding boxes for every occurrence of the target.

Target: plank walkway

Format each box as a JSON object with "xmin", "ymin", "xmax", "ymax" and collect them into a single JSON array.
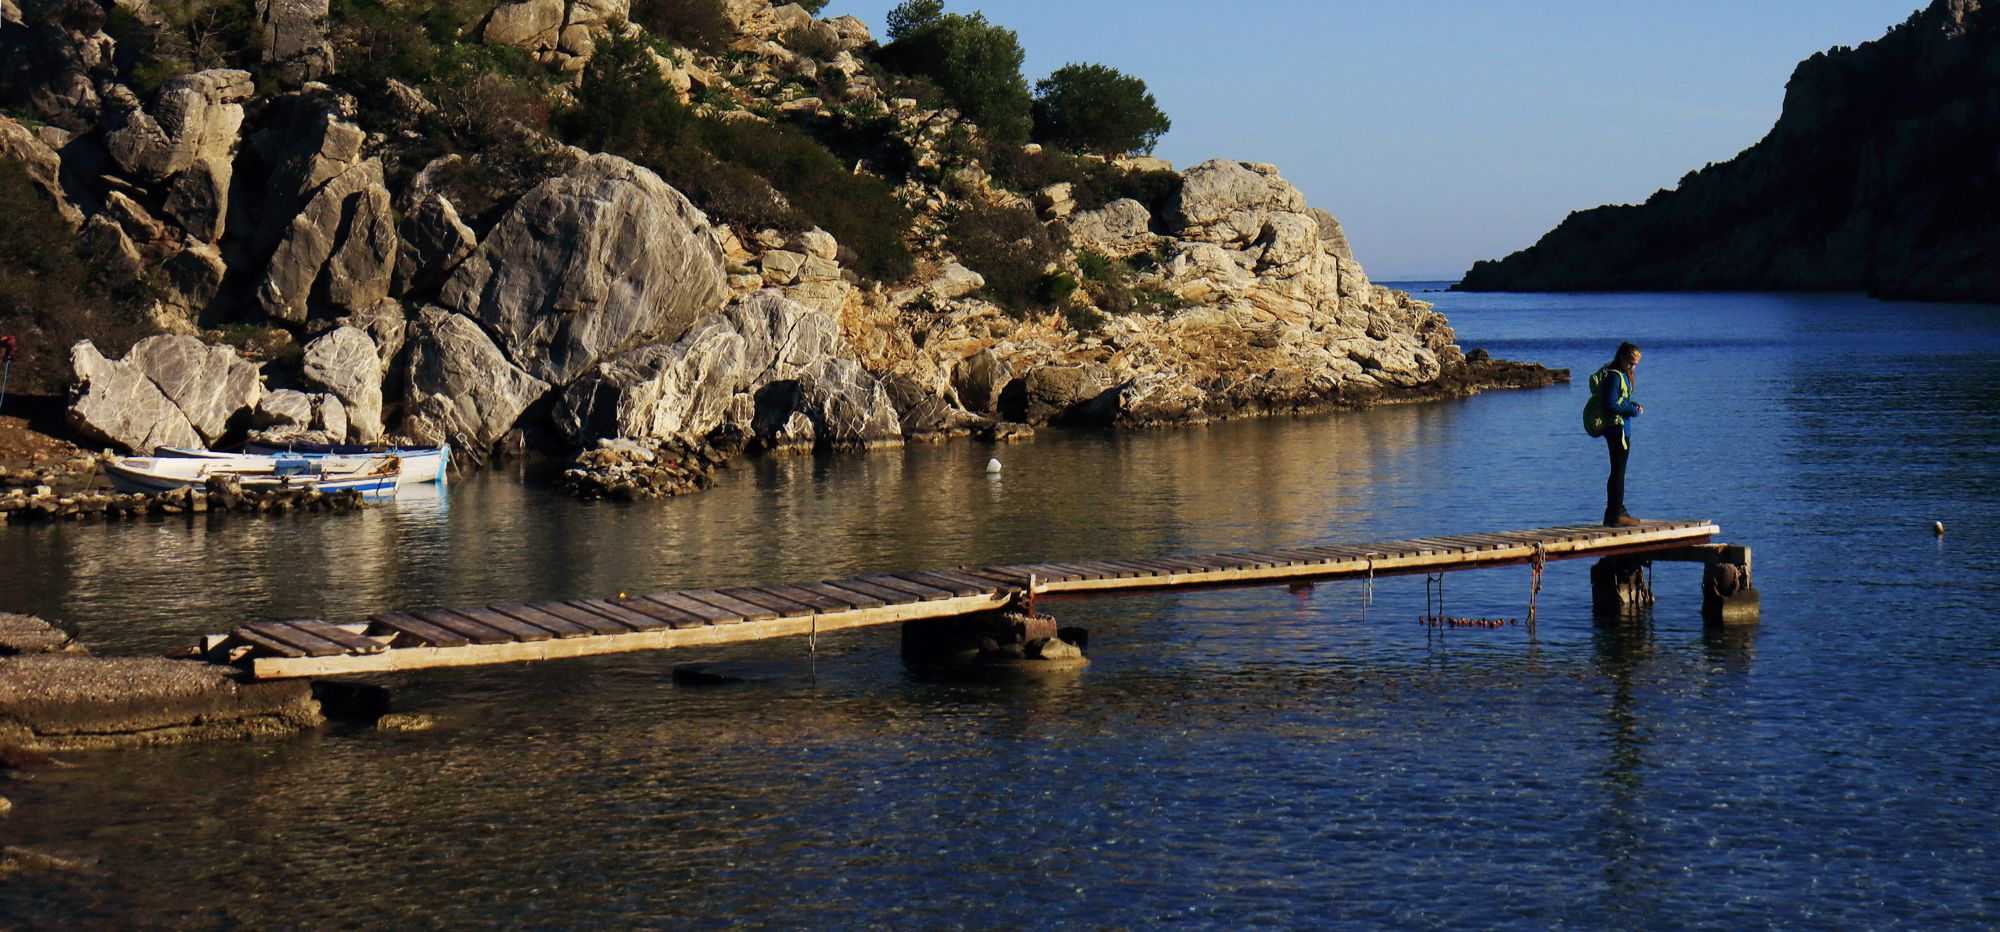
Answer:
[{"xmin": 204, "ymin": 519, "xmax": 1718, "ymax": 679}]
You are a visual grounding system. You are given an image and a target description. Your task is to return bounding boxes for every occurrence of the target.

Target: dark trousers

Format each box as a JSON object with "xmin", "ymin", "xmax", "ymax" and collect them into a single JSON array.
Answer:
[{"xmin": 1604, "ymin": 428, "xmax": 1629, "ymax": 523}]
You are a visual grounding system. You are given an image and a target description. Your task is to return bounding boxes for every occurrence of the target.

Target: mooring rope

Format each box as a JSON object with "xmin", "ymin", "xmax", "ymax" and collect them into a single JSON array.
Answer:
[{"xmin": 1362, "ymin": 554, "xmax": 1376, "ymax": 621}]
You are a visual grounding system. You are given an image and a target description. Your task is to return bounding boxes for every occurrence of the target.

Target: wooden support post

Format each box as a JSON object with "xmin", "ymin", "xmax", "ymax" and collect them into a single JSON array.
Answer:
[
  {"xmin": 1591, "ymin": 556, "xmax": 1654, "ymax": 617},
  {"xmin": 1701, "ymin": 544, "xmax": 1760, "ymax": 626}
]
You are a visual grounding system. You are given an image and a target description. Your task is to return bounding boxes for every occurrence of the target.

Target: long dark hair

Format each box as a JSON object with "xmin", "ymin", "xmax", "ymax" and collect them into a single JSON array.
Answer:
[{"xmin": 1613, "ymin": 341, "xmax": 1640, "ymax": 376}]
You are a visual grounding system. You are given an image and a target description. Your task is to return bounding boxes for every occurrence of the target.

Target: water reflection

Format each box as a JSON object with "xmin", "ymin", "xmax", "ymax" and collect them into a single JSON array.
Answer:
[{"xmin": 4, "ymin": 290, "xmax": 2000, "ymax": 925}]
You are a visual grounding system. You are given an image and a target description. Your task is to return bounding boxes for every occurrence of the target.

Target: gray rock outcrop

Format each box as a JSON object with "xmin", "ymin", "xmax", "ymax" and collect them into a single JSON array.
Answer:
[
  {"xmin": 256, "ymin": 157, "xmax": 399, "ymax": 322},
  {"xmin": 400, "ymin": 307, "xmax": 550, "ymax": 456},
  {"xmin": 124, "ymin": 335, "xmax": 263, "ymax": 443},
  {"xmin": 67, "ymin": 341, "xmax": 203, "ymax": 453},
  {"xmin": 790, "ymin": 357, "xmax": 903, "ymax": 449},
  {"xmin": 440, "ymin": 153, "xmax": 728, "ymax": 386},
  {"xmin": 556, "ymin": 290, "xmax": 843, "ymax": 445},
  {"xmin": 482, "ymin": 0, "xmax": 565, "ymax": 51},
  {"xmin": 0, "ymin": 115, "xmax": 80, "ymax": 225},
  {"xmin": 101, "ymin": 70, "xmax": 255, "ymax": 182},
  {"xmin": 302, "ymin": 327, "xmax": 385, "ymax": 441},
  {"xmin": 1069, "ymin": 198, "xmax": 1154, "ymax": 256},
  {"xmin": 256, "ymin": 0, "xmax": 334, "ymax": 82},
  {"xmin": 163, "ymin": 155, "xmax": 232, "ymax": 243}
]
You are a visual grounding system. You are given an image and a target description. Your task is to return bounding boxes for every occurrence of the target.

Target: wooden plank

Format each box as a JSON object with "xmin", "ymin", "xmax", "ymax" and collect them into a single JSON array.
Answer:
[
  {"xmin": 909, "ymin": 568, "xmax": 1012, "ymax": 592},
  {"xmin": 460, "ymin": 605, "xmax": 588, "ymax": 639},
  {"xmin": 771, "ymin": 581, "xmax": 877, "ymax": 611},
  {"xmin": 780, "ymin": 584, "xmax": 884, "ymax": 612},
  {"xmin": 960, "ymin": 566, "xmax": 1035, "ymax": 586},
  {"xmin": 415, "ymin": 609, "xmax": 528, "ymax": 645},
  {"xmin": 1064, "ymin": 561, "xmax": 1142, "ymax": 578},
  {"xmin": 858, "ymin": 574, "xmax": 955, "ymax": 601},
  {"xmin": 676, "ymin": 589, "xmax": 781, "ymax": 623},
  {"xmin": 368, "ymin": 611, "xmax": 472, "ymax": 648},
  {"xmin": 230, "ymin": 627, "xmax": 308, "ymax": 659},
  {"xmin": 489, "ymin": 602, "xmax": 608, "ymax": 637},
  {"xmin": 1018, "ymin": 563, "xmax": 1091, "ymax": 582},
  {"xmin": 1094, "ymin": 559, "xmax": 1168, "ymax": 577},
  {"xmin": 568, "ymin": 598, "xmax": 687, "ymax": 631},
  {"xmin": 285, "ymin": 619, "xmax": 387, "ymax": 654},
  {"xmin": 250, "ymin": 621, "xmax": 355, "ymax": 658},
  {"xmin": 895, "ymin": 571, "xmax": 988, "ymax": 597},
  {"xmin": 646, "ymin": 591, "xmax": 747, "ymax": 625},
  {"xmin": 718, "ymin": 586, "xmax": 816, "ymax": 618},
  {"xmin": 822, "ymin": 577, "xmax": 921, "ymax": 606},
  {"xmin": 525, "ymin": 600, "xmax": 646, "ymax": 634},
  {"xmin": 1237, "ymin": 550, "xmax": 1311, "ymax": 567},
  {"xmin": 436, "ymin": 608, "xmax": 552, "ymax": 643}
]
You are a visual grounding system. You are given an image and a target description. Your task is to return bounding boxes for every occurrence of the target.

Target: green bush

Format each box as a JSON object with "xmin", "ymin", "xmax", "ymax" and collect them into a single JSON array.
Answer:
[
  {"xmin": 0, "ymin": 162, "xmax": 154, "ymax": 394},
  {"xmin": 876, "ymin": 2, "xmax": 1032, "ymax": 144},
  {"xmin": 102, "ymin": 0, "xmax": 260, "ymax": 98},
  {"xmin": 986, "ymin": 145, "xmax": 1182, "ymax": 214},
  {"xmin": 629, "ymin": 0, "xmax": 735, "ymax": 52},
  {"xmin": 1032, "ymin": 62, "xmax": 1171, "ymax": 156},
  {"xmin": 563, "ymin": 34, "xmax": 915, "ymax": 282},
  {"xmin": 946, "ymin": 200, "xmax": 1064, "ymax": 317}
]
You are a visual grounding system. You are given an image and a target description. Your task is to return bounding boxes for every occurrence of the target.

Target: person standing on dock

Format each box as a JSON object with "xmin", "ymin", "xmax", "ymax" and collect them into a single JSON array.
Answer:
[{"xmin": 1595, "ymin": 342, "xmax": 1644, "ymax": 526}]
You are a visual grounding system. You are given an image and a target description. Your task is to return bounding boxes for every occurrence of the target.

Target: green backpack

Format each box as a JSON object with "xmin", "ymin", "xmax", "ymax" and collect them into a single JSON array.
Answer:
[{"xmin": 1583, "ymin": 367, "xmax": 1615, "ymax": 438}]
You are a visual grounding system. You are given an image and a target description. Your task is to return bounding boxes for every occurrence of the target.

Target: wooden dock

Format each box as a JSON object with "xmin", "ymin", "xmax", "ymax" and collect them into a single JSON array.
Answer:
[{"xmin": 201, "ymin": 520, "xmax": 1723, "ymax": 679}]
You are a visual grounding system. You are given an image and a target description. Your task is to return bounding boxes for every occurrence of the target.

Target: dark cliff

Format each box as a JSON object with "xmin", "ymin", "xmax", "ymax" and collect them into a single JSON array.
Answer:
[{"xmin": 1458, "ymin": 0, "xmax": 2000, "ymax": 302}]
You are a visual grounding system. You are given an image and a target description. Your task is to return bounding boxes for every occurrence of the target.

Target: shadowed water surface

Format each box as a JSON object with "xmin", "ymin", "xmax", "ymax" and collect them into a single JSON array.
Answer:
[{"xmin": 2, "ymin": 288, "xmax": 1997, "ymax": 927}]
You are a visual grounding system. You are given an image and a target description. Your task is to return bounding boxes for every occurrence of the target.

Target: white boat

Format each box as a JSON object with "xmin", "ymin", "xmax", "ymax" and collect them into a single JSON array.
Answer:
[
  {"xmin": 105, "ymin": 454, "xmax": 401, "ymax": 497},
  {"xmin": 163, "ymin": 443, "xmax": 449, "ymax": 486}
]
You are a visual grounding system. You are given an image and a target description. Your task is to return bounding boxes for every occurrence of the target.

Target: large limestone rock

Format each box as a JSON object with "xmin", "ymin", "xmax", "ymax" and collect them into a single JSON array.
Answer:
[
  {"xmin": 66, "ymin": 342, "xmax": 202, "ymax": 453},
  {"xmin": 302, "ymin": 327, "xmax": 385, "ymax": 441},
  {"xmin": 555, "ymin": 290, "xmax": 842, "ymax": 445},
  {"xmin": 400, "ymin": 308, "xmax": 550, "ymax": 456},
  {"xmin": 101, "ymin": 70, "xmax": 255, "ymax": 182},
  {"xmin": 248, "ymin": 108, "xmax": 366, "ymax": 258},
  {"xmin": 0, "ymin": 115, "xmax": 80, "ymax": 225},
  {"xmin": 951, "ymin": 348, "xmax": 1010, "ymax": 413},
  {"xmin": 254, "ymin": 388, "xmax": 315, "ymax": 431},
  {"xmin": 163, "ymin": 156, "xmax": 231, "ymax": 242},
  {"xmin": 1167, "ymin": 159, "xmax": 1309, "ymax": 247},
  {"xmin": 482, "ymin": 0, "xmax": 565, "ymax": 51},
  {"xmin": 124, "ymin": 335, "xmax": 263, "ymax": 443},
  {"xmin": 440, "ymin": 153, "xmax": 728, "ymax": 386},
  {"xmin": 395, "ymin": 189, "xmax": 477, "ymax": 295},
  {"xmin": 791, "ymin": 358, "xmax": 903, "ymax": 449},
  {"xmin": 1308, "ymin": 207, "xmax": 1355, "ymax": 261},
  {"xmin": 0, "ymin": 13, "xmax": 117, "ymax": 131},
  {"xmin": 1068, "ymin": 199, "xmax": 1154, "ymax": 256},
  {"xmin": 256, "ymin": 158, "xmax": 399, "ymax": 322},
  {"xmin": 256, "ymin": 0, "xmax": 334, "ymax": 82}
]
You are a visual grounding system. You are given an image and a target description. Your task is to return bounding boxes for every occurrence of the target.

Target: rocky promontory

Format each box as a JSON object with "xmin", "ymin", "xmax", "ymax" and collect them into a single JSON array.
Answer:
[
  {"xmin": 2, "ymin": 0, "xmax": 1561, "ymax": 498},
  {"xmin": 1459, "ymin": 0, "xmax": 1999, "ymax": 302}
]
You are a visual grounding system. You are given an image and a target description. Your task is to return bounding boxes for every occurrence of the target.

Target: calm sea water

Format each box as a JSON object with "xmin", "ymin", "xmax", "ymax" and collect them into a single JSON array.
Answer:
[{"xmin": 3, "ymin": 288, "xmax": 1998, "ymax": 927}]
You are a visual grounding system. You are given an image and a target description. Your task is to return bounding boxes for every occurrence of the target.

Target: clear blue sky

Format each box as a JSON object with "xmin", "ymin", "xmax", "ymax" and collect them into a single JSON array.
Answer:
[{"xmin": 823, "ymin": 0, "xmax": 1927, "ymax": 279}]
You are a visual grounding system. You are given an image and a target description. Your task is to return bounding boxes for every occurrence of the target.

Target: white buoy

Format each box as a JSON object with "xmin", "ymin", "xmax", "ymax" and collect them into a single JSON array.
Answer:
[
  {"xmin": 985, "ymin": 457, "xmax": 1003, "ymax": 474},
  {"xmin": 1934, "ymin": 521, "xmax": 1945, "ymax": 536}
]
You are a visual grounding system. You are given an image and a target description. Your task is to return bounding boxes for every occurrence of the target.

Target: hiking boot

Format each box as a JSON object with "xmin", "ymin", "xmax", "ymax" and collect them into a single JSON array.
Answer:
[{"xmin": 1605, "ymin": 514, "xmax": 1641, "ymax": 527}]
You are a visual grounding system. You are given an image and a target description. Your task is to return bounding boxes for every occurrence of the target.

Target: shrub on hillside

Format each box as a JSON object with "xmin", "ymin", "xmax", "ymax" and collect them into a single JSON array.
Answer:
[
  {"xmin": 876, "ymin": 1, "xmax": 1033, "ymax": 144},
  {"xmin": 101, "ymin": 0, "xmax": 261, "ymax": 97},
  {"xmin": 987, "ymin": 145, "xmax": 1182, "ymax": 214},
  {"xmin": 563, "ymin": 35, "xmax": 915, "ymax": 282},
  {"xmin": 0, "ymin": 163, "xmax": 153, "ymax": 394},
  {"xmin": 630, "ymin": 0, "xmax": 735, "ymax": 52},
  {"xmin": 946, "ymin": 200, "xmax": 1066, "ymax": 318},
  {"xmin": 1032, "ymin": 63, "xmax": 1170, "ymax": 156}
]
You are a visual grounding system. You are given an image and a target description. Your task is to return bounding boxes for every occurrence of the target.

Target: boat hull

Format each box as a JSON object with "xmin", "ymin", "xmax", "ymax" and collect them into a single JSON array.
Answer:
[{"xmin": 106, "ymin": 456, "xmax": 401, "ymax": 497}]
